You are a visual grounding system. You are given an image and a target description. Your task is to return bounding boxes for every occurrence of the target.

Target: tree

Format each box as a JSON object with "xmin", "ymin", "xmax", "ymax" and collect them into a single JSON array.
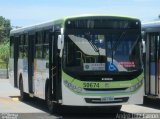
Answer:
[
  {"xmin": 0, "ymin": 40, "xmax": 9, "ymax": 78},
  {"xmin": 0, "ymin": 16, "xmax": 11, "ymax": 78},
  {"xmin": 0, "ymin": 40, "xmax": 9, "ymax": 62},
  {"xmin": 0, "ymin": 16, "xmax": 11, "ymax": 43}
]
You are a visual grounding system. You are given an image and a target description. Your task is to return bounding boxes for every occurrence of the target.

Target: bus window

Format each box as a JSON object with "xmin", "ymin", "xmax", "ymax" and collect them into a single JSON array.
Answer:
[
  {"xmin": 35, "ymin": 31, "xmax": 43, "ymax": 59},
  {"xmin": 150, "ymin": 34, "xmax": 156, "ymax": 62},
  {"xmin": 19, "ymin": 35, "xmax": 24, "ymax": 58},
  {"xmin": 35, "ymin": 46, "xmax": 42, "ymax": 59},
  {"xmin": 23, "ymin": 34, "xmax": 28, "ymax": 58},
  {"xmin": 43, "ymin": 30, "xmax": 49, "ymax": 44},
  {"xmin": 43, "ymin": 45, "xmax": 49, "ymax": 60},
  {"xmin": 42, "ymin": 30, "xmax": 50, "ymax": 60}
]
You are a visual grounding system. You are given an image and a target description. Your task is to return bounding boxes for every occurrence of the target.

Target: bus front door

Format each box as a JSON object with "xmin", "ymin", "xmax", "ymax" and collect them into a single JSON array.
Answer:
[{"xmin": 49, "ymin": 31, "xmax": 62, "ymax": 102}]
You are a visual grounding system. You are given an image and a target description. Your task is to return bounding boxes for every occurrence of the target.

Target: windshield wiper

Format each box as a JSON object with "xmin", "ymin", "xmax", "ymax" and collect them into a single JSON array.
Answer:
[
  {"xmin": 129, "ymin": 35, "xmax": 140, "ymax": 55},
  {"xmin": 112, "ymin": 31, "xmax": 126, "ymax": 52},
  {"xmin": 110, "ymin": 31, "xmax": 126, "ymax": 63}
]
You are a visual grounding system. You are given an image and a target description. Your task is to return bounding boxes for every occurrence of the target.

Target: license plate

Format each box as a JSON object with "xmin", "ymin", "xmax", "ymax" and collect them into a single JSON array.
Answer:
[{"xmin": 101, "ymin": 97, "xmax": 114, "ymax": 102}]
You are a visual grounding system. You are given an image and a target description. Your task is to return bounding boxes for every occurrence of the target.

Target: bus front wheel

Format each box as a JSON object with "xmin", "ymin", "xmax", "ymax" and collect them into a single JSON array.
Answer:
[{"xmin": 110, "ymin": 105, "xmax": 122, "ymax": 113}]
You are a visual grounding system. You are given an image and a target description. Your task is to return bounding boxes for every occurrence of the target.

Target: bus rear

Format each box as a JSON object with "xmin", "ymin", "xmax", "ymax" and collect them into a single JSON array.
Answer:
[{"xmin": 60, "ymin": 16, "xmax": 144, "ymax": 108}]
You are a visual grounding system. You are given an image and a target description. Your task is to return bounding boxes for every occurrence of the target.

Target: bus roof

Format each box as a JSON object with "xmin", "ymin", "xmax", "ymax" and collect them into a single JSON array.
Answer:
[
  {"xmin": 10, "ymin": 20, "xmax": 61, "ymax": 35},
  {"xmin": 63, "ymin": 14, "xmax": 138, "ymax": 20},
  {"xmin": 10, "ymin": 14, "xmax": 139, "ymax": 35},
  {"xmin": 142, "ymin": 21, "xmax": 160, "ymax": 28},
  {"xmin": 142, "ymin": 20, "xmax": 160, "ymax": 32}
]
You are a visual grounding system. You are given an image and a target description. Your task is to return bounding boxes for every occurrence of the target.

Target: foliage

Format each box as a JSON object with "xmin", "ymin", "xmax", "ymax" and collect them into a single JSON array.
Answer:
[
  {"xmin": 0, "ymin": 16, "xmax": 11, "ymax": 43},
  {"xmin": 0, "ymin": 16, "xmax": 10, "ymax": 78},
  {"xmin": 0, "ymin": 40, "xmax": 9, "ymax": 63},
  {"xmin": 0, "ymin": 16, "xmax": 11, "ymax": 69}
]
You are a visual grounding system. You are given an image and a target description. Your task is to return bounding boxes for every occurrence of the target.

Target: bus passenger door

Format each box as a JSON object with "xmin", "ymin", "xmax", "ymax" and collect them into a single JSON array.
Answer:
[
  {"xmin": 148, "ymin": 33, "xmax": 159, "ymax": 96},
  {"xmin": 49, "ymin": 30, "xmax": 62, "ymax": 102},
  {"xmin": 28, "ymin": 34, "xmax": 35, "ymax": 93}
]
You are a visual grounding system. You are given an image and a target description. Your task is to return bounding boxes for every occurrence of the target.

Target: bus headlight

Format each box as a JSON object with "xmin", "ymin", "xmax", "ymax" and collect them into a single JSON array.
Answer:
[
  {"xmin": 130, "ymin": 80, "xmax": 143, "ymax": 92},
  {"xmin": 63, "ymin": 80, "xmax": 83, "ymax": 93}
]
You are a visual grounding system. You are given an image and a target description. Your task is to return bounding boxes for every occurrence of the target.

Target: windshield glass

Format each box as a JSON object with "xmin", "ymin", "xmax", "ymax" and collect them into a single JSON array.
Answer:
[{"xmin": 63, "ymin": 32, "xmax": 141, "ymax": 73}]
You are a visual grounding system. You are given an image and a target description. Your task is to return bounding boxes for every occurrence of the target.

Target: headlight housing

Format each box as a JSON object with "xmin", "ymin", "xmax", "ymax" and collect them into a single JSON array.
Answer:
[
  {"xmin": 64, "ymin": 80, "xmax": 83, "ymax": 93},
  {"xmin": 129, "ymin": 80, "xmax": 143, "ymax": 92}
]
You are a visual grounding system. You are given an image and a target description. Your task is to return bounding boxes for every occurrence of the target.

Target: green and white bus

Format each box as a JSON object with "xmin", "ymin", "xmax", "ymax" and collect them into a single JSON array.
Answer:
[{"xmin": 9, "ymin": 15, "xmax": 144, "ymax": 113}]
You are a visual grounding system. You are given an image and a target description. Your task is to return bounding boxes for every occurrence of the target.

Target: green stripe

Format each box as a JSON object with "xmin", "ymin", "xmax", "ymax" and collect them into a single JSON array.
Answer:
[{"xmin": 62, "ymin": 71, "xmax": 143, "ymax": 89}]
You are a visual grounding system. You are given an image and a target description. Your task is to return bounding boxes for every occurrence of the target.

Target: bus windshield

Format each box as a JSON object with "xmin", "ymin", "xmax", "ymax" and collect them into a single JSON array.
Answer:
[{"xmin": 63, "ymin": 31, "xmax": 141, "ymax": 74}]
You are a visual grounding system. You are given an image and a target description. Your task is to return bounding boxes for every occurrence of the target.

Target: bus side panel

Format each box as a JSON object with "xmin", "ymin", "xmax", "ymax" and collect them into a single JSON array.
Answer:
[
  {"xmin": 9, "ymin": 58, "xmax": 14, "ymax": 86},
  {"xmin": 17, "ymin": 58, "xmax": 29, "ymax": 93},
  {"xmin": 33, "ymin": 59, "xmax": 49, "ymax": 100},
  {"xmin": 150, "ymin": 63, "xmax": 156, "ymax": 94}
]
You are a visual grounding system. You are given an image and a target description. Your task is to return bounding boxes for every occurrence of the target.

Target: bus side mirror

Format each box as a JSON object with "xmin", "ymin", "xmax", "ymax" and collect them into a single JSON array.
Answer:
[
  {"xmin": 57, "ymin": 35, "xmax": 64, "ymax": 57},
  {"xmin": 142, "ymin": 39, "xmax": 146, "ymax": 53}
]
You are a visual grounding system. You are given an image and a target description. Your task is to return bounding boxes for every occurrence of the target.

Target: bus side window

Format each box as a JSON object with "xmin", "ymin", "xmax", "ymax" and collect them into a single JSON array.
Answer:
[
  {"xmin": 24, "ymin": 34, "xmax": 28, "ymax": 58},
  {"xmin": 43, "ymin": 30, "xmax": 49, "ymax": 60},
  {"xmin": 35, "ymin": 32, "xmax": 43, "ymax": 59},
  {"xmin": 19, "ymin": 35, "xmax": 24, "ymax": 58},
  {"xmin": 150, "ymin": 34, "xmax": 156, "ymax": 62}
]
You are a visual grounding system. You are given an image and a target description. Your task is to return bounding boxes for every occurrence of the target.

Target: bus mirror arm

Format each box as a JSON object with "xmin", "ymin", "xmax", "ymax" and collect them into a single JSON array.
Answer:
[{"xmin": 57, "ymin": 35, "xmax": 64, "ymax": 57}]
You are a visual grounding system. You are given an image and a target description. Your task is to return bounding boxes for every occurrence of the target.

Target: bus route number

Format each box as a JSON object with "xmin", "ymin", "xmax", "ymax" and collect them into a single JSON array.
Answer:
[{"xmin": 83, "ymin": 82, "xmax": 100, "ymax": 88}]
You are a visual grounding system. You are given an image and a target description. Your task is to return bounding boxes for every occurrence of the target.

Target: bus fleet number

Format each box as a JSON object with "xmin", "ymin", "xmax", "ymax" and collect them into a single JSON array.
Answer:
[{"xmin": 83, "ymin": 82, "xmax": 100, "ymax": 88}]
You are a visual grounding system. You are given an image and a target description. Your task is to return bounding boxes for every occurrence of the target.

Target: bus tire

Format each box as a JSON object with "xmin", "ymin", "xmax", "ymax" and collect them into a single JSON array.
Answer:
[
  {"xmin": 19, "ymin": 79, "xmax": 29, "ymax": 101},
  {"xmin": 46, "ymin": 86, "xmax": 59, "ymax": 114},
  {"xmin": 110, "ymin": 105, "xmax": 122, "ymax": 113}
]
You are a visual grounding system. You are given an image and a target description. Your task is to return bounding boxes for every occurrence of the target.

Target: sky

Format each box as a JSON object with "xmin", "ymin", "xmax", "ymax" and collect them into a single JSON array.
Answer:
[{"xmin": 0, "ymin": 0, "xmax": 160, "ymax": 27}]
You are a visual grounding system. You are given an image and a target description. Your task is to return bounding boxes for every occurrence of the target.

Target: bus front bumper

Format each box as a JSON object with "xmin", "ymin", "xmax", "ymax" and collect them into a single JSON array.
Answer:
[{"xmin": 61, "ymin": 82, "xmax": 144, "ymax": 106}]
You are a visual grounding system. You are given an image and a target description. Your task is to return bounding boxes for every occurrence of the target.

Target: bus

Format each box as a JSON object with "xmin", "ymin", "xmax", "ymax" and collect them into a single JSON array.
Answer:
[
  {"xmin": 9, "ymin": 15, "xmax": 144, "ymax": 113},
  {"xmin": 142, "ymin": 21, "xmax": 160, "ymax": 98}
]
